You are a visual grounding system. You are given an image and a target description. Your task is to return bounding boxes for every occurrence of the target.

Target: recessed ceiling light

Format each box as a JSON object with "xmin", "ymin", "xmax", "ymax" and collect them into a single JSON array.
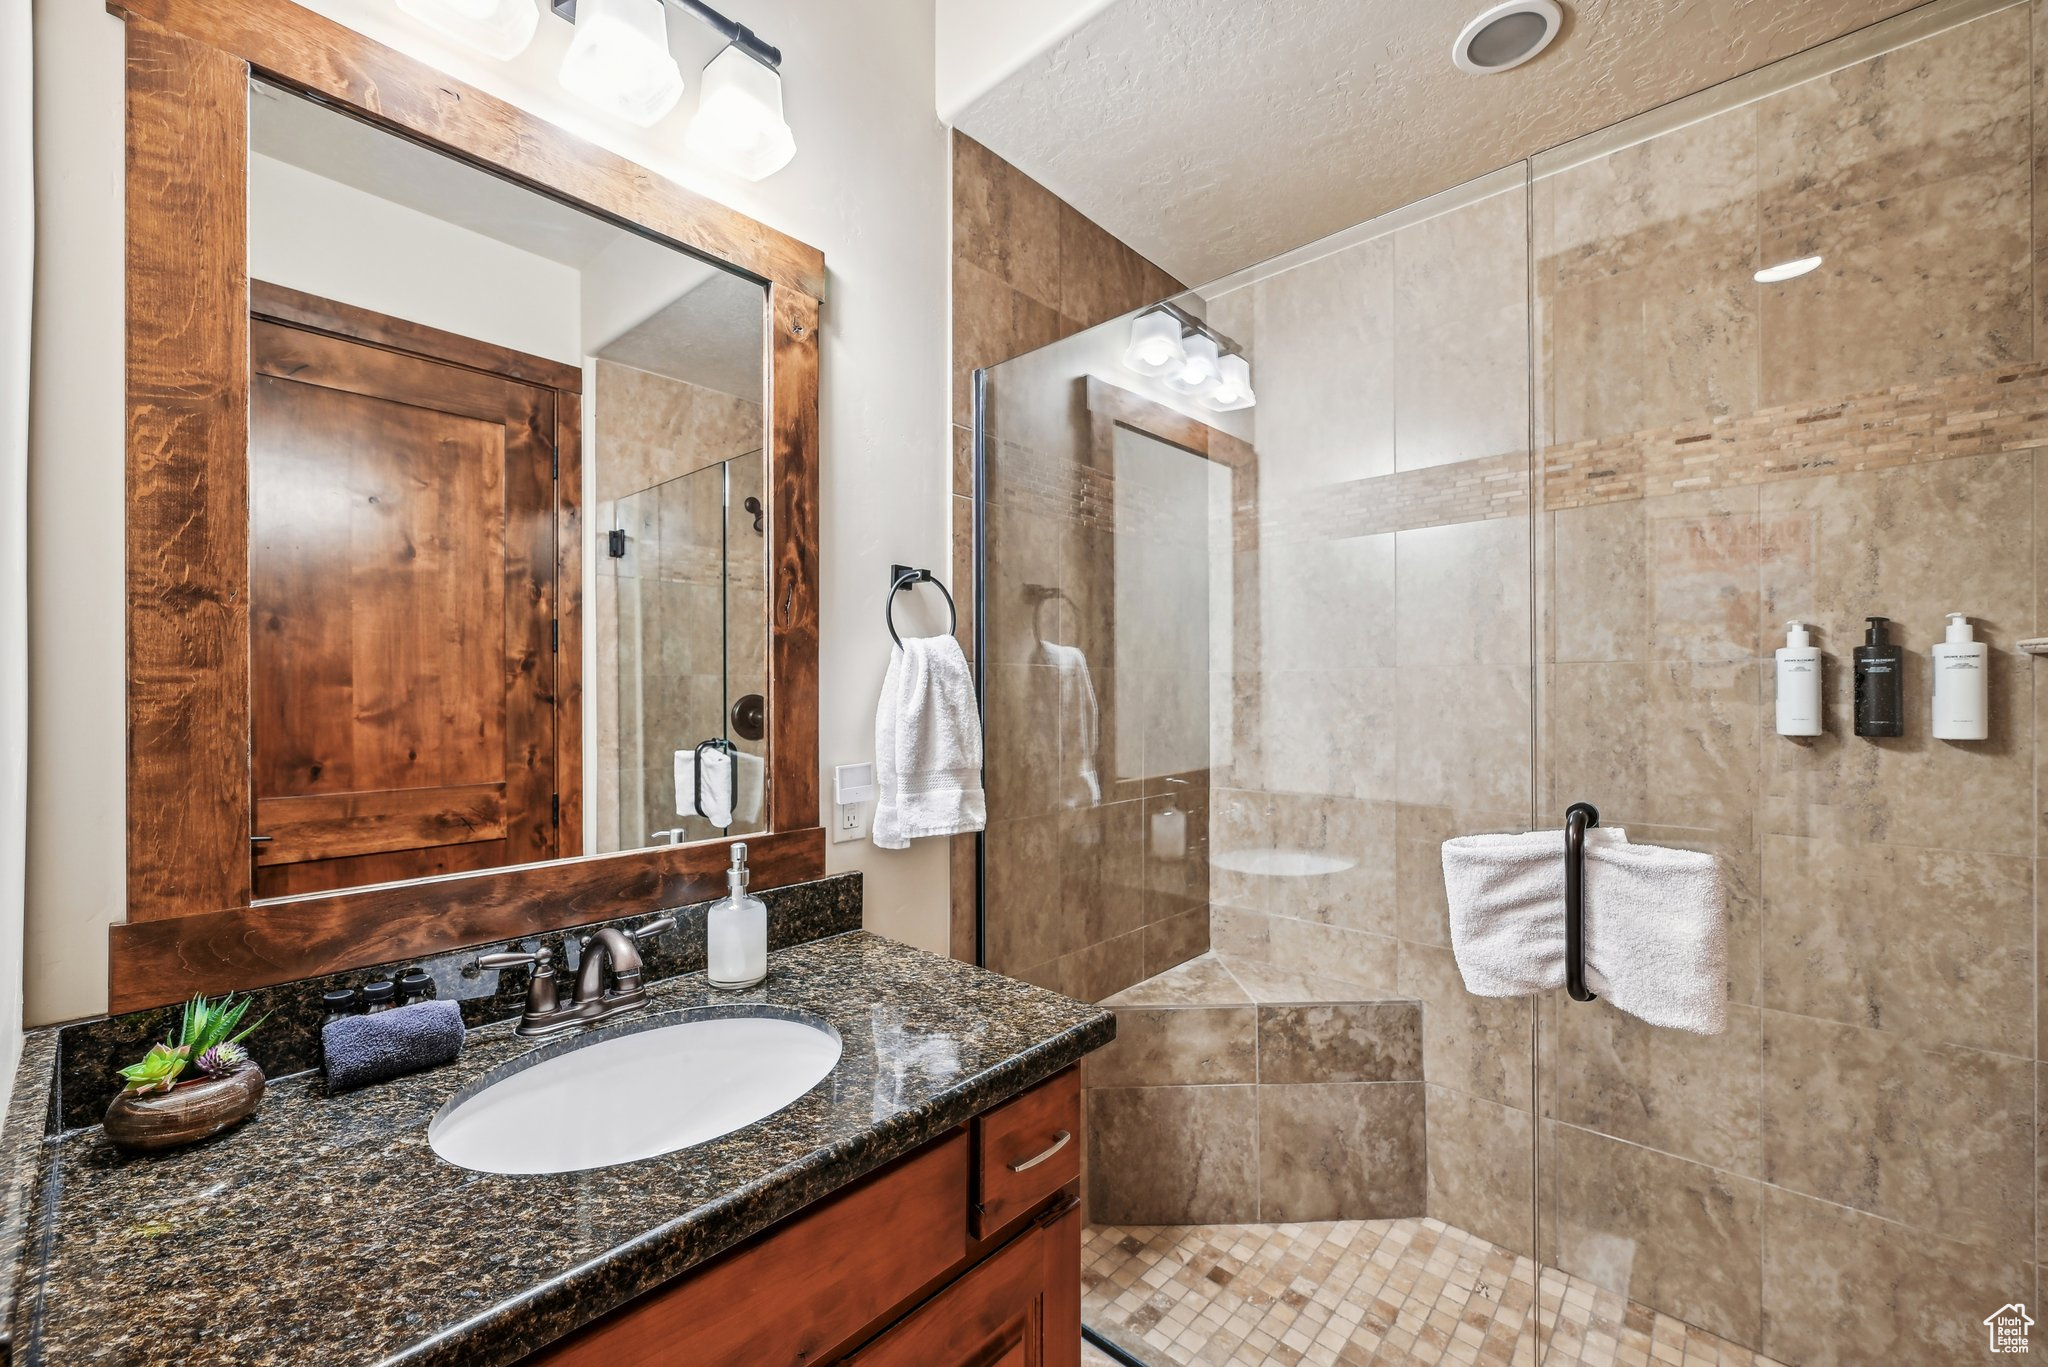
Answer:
[
  {"xmin": 1754, "ymin": 255, "xmax": 1823, "ymax": 283},
  {"xmin": 1452, "ymin": 0, "xmax": 1563, "ymax": 75}
]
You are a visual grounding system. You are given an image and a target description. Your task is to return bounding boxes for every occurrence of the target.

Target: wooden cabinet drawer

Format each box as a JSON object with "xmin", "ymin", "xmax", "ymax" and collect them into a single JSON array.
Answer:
[
  {"xmin": 972, "ymin": 1067, "xmax": 1080, "ymax": 1238},
  {"xmin": 848, "ymin": 1197, "xmax": 1080, "ymax": 1367},
  {"xmin": 526, "ymin": 1132, "xmax": 971, "ymax": 1366}
]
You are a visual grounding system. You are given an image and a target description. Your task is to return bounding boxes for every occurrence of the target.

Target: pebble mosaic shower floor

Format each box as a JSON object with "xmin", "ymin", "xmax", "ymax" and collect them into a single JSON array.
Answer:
[{"xmin": 1081, "ymin": 1218, "xmax": 1787, "ymax": 1367}]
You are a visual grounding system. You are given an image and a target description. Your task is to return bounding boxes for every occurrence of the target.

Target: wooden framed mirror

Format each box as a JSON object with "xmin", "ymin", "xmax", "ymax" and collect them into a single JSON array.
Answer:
[{"xmin": 108, "ymin": 0, "xmax": 824, "ymax": 1012}]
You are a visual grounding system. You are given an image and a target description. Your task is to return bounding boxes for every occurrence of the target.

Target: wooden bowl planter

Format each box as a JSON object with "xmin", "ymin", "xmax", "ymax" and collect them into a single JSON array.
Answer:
[{"xmin": 104, "ymin": 1063, "xmax": 266, "ymax": 1152}]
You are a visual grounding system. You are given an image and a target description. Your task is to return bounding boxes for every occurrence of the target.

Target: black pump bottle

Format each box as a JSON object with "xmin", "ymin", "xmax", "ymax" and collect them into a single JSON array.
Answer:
[{"xmin": 1853, "ymin": 615, "xmax": 1904, "ymax": 737}]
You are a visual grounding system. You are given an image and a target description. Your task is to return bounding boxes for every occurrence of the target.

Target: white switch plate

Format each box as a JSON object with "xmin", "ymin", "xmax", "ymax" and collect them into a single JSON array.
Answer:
[{"xmin": 833, "ymin": 800, "xmax": 869, "ymax": 843}]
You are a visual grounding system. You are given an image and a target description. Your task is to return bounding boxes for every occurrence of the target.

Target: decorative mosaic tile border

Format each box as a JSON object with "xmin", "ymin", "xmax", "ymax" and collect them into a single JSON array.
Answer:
[{"xmin": 1542, "ymin": 361, "xmax": 2048, "ymax": 511}]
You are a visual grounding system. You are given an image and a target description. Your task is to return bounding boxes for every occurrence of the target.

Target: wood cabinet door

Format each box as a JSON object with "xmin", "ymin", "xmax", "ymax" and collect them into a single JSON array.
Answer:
[
  {"xmin": 848, "ymin": 1198, "xmax": 1080, "ymax": 1367},
  {"xmin": 248, "ymin": 317, "xmax": 561, "ymax": 895}
]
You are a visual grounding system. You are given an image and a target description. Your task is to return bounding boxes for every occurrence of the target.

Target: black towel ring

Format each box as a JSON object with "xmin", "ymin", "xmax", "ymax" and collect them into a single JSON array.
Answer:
[{"xmin": 887, "ymin": 564, "xmax": 956, "ymax": 647}]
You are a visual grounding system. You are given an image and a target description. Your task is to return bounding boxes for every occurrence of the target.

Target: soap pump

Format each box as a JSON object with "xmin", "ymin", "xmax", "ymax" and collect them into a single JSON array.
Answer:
[
  {"xmin": 708, "ymin": 842, "xmax": 768, "ymax": 990},
  {"xmin": 1932, "ymin": 612, "xmax": 1989, "ymax": 741},
  {"xmin": 1775, "ymin": 620, "xmax": 1822, "ymax": 737},
  {"xmin": 1853, "ymin": 615, "xmax": 1904, "ymax": 737}
]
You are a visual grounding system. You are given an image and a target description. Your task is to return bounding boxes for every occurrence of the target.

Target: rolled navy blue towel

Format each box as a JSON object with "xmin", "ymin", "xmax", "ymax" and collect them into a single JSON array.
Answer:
[{"xmin": 323, "ymin": 999, "xmax": 465, "ymax": 1092}]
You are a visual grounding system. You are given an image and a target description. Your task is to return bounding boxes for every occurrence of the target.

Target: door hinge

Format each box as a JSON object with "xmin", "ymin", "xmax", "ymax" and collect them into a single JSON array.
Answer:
[
  {"xmin": 551, "ymin": 619, "xmax": 559, "ymax": 652},
  {"xmin": 607, "ymin": 528, "xmax": 627, "ymax": 558},
  {"xmin": 552, "ymin": 793, "xmax": 560, "ymax": 826},
  {"xmin": 551, "ymin": 447, "xmax": 559, "ymax": 480}
]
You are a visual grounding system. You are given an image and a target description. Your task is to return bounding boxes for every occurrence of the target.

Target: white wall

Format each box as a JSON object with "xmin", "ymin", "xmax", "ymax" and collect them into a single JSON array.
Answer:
[
  {"xmin": 0, "ymin": 0, "xmax": 35, "ymax": 1105},
  {"xmin": 934, "ymin": 0, "xmax": 1120, "ymax": 123},
  {"xmin": 249, "ymin": 153, "xmax": 584, "ymax": 364},
  {"xmin": 25, "ymin": 0, "xmax": 952, "ymax": 1024}
]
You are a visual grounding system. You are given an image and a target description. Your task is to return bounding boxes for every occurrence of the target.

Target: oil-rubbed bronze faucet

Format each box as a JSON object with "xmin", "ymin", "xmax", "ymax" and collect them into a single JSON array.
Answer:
[
  {"xmin": 572, "ymin": 915, "xmax": 676, "ymax": 1023},
  {"xmin": 474, "ymin": 914, "xmax": 676, "ymax": 1037}
]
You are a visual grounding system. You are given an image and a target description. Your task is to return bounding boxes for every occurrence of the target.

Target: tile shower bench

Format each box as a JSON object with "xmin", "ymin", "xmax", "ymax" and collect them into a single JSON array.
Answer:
[{"xmin": 1083, "ymin": 954, "xmax": 1425, "ymax": 1224}]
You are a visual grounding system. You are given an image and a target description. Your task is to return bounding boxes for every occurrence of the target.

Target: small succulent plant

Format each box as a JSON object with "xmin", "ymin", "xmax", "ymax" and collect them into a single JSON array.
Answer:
[
  {"xmin": 116, "ymin": 993, "xmax": 267, "ymax": 1095},
  {"xmin": 116, "ymin": 1043, "xmax": 190, "ymax": 1096},
  {"xmin": 194, "ymin": 1041, "xmax": 248, "ymax": 1077}
]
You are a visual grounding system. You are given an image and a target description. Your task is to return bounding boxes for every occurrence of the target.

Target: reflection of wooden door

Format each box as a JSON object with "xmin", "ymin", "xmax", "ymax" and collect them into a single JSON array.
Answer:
[{"xmin": 249, "ymin": 304, "xmax": 563, "ymax": 896}]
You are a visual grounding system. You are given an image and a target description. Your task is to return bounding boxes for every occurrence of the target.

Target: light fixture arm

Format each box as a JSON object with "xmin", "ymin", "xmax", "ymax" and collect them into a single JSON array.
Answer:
[
  {"xmin": 549, "ymin": 0, "xmax": 781, "ymax": 69},
  {"xmin": 1140, "ymin": 301, "xmax": 1245, "ymax": 359}
]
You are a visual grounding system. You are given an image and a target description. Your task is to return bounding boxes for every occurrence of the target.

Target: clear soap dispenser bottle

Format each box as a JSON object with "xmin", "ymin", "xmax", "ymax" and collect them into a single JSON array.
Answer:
[
  {"xmin": 1932, "ymin": 612, "xmax": 1989, "ymax": 740},
  {"xmin": 708, "ymin": 842, "xmax": 768, "ymax": 990}
]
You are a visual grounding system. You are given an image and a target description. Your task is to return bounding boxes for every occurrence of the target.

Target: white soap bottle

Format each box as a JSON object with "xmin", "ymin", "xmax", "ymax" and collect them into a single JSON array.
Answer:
[
  {"xmin": 1932, "ymin": 612, "xmax": 1988, "ymax": 740},
  {"xmin": 1775, "ymin": 620, "xmax": 1823, "ymax": 737},
  {"xmin": 708, "ymin": 842, "xmax": 768, "ymax": 990}
]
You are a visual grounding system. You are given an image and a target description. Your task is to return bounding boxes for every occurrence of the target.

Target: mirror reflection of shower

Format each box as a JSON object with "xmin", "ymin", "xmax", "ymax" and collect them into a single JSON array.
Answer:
[{"xmin": 1026, "ymin": 582, "xmax": 1101, "ymax": 808}]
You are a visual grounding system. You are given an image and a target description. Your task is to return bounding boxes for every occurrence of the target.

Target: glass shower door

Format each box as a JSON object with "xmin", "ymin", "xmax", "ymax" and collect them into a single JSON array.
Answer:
[
  {"xmin": 1531, "ymin": 6, "xmax": 2039, "ymax": 1362},
  {"xmin": 608, "ymin": 452, "xmax": 767, "ymax": 850}
]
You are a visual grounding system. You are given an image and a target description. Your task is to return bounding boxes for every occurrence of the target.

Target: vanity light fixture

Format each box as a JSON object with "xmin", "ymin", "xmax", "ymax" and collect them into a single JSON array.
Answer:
[
  {"xmin": 686, "ymin": 42, "xmax": 796, "ymax": 180},
  {"xmin": 1123, "ymin": 309, "xmax": 1187, "ymax": 377},
  {"xmin": 557, "ymin": 0, "xmax": 686, "ymax": 127},
  {"xmin": 395, "ymin": 0, "xmax": 541, "ymax": 59},
  {"xmin": 546, "ymin": 0, "xmax": 795, "ymax": 175},
  {"xmin": 1165, "ymin": 331, "xmax": 1221, "ymax": 396},
  {"xmin": 1122, "ymin": 305, "xmax": 1255, "ymax": 411},
  {"xmin": 1205, "ymin": 353, "xmax": 1256, "ymax": 412},
  {"xmin": 1754, "ymin": 254, "xmax": 1823, "ymax": 283}
]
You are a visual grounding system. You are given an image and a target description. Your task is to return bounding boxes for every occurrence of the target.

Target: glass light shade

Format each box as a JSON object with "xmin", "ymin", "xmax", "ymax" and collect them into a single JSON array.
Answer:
[
  {"xmin": 1165, "ymin": 331, "xmax": 1220, "ymax": 394},
  {"xmin": 686, "ymin": 45, "xmax": 797, "ymax": 180},
  {"xmin": 396, "ymin": 0, "xmax": 538, "ymax": 60},
  {"xmin": 558, "ymin": 0, "xmax": 686, "ymax": 128},
  {"xmin": 1204, "ymin": 353, "xmax": 1256, "ymax": 411},
  {"xmin": 1123, "ymin": 311, "xmax": 1185, "ymax": 377}
]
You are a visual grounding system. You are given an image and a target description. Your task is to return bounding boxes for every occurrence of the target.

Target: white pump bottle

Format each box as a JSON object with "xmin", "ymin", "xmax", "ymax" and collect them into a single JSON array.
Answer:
[
  {"xmin": 1775, "ymin": 620, "xmax": 1822, "ymax": 737},
  {"xmin": 1932, "ymin": 612, "xmax": 1988, "ymax": 741}
]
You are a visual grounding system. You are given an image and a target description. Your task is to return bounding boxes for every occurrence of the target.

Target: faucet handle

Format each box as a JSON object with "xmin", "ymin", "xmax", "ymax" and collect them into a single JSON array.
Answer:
[
  {"xmin": 478, "ymin": 944, "xmax": 554, "ymax": 973},
  {"xmin": 628, "ymin": 915, "xmax": 676, "ymax": 943}
]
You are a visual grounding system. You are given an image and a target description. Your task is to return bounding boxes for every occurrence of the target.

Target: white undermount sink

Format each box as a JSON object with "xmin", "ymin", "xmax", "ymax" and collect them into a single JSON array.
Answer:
[{"xmin": 428, "ymin": 1010, "xmax": 843, "ymax": 1175}]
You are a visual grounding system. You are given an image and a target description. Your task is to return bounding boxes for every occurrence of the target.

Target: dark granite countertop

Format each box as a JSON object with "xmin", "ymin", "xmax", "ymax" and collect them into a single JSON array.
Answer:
[{"xmin": 4, "ymin": 933, "xmax": 1113, "ymax": 1366}]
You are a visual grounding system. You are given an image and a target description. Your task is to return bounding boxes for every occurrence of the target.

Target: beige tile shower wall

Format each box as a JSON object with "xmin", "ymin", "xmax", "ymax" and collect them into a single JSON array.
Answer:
[
  {"xmin": 591, "ymin": 360, "xmax": 764, "ymax": 849},
  {"xmin": 1530, "ymin": 7, "xmax": 2040, "ymax": 1363},
  {"xmin": 1200, "ymin": 178, "xmax": 1542, "ymax": 1260},
  {"xmin": 951, "ymin": 131, "xmax": 1195, "ymax": 995}
]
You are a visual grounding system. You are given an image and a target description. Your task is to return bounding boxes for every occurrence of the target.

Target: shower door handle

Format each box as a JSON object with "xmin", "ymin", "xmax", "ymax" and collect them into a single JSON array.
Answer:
[{"xmin": 1563, "ymin": 802, "xmax": 1598, "ymax": 1003}]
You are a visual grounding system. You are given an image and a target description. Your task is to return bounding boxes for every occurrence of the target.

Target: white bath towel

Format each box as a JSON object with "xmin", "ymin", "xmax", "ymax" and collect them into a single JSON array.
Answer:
[
  {"xmin": 675, "ymin": 745, "xmax": 735, "ymax": 828},
  {"xmin": 872, "ymin": 635, "xmax": 986, "ymax": 849},
  {"xmin": 1040, "ymin": 641, "xmax": 1100, "ymax": 807},
  {"xmin": 1441, "ymin": 827, "xmax": 1729, "ymax": 1035}
]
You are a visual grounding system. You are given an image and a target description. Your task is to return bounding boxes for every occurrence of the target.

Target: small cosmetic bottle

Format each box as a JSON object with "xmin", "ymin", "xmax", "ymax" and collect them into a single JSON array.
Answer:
[
  {"xmin": 1853, "ymin": 616, "xmax": 1904, "ymax": 737},
  {"xmin": 708, "ymin": 843, "xmax": 768, "ymax": 990}
]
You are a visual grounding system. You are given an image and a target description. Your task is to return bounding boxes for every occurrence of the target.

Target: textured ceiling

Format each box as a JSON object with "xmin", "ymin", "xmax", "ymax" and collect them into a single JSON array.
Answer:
[
  {"xmin": 956, "ymin": 0, "xmax": 1927, "ymax": 283},
  {"xmin": 597, "ymin": 272, "xmax": 765, "ymax": 401}
]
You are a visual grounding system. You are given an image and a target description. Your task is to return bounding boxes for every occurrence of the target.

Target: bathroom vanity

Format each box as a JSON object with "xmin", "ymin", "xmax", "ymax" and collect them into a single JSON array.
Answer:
[{"xmin": 0, "ymin": 924, "xmax": 1112, "ymax": 1364}]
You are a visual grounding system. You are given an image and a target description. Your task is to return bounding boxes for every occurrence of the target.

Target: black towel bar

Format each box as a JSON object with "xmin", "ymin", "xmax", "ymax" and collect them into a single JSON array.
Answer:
[{"xmin": 1564, "ymin": 802, "xmax": 1599, "ymax": 1003}]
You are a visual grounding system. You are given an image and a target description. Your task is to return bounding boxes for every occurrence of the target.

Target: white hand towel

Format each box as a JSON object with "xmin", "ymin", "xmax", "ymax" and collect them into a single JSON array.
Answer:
[
  {"xmin": 733, "ymin": 749, "xmax": 766, "ymax": 825},
  {"xmin": 1441, "ymin": 827, "xmax": 1729, "ymax": 1035},
  {"xmin": 1039, "ymin": 641, "xmax": 1100, "ymax": 807},
  {"xmin": 675, "ymin": 746, "xmax": 735, "ymax": 828},
  {"xmin": 872, "ymin": 635, "xmax": 986, "ymax": 849}
]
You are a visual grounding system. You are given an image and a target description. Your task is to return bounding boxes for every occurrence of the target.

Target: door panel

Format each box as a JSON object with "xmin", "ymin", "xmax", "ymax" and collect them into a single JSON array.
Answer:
[
  {"xmin": 250, "ymin": 318, "xmax": 559, "ymax": 894},
  {"xmin": 848, "ymin": 1201, "xmax": 1076, "ymax": 1367}
]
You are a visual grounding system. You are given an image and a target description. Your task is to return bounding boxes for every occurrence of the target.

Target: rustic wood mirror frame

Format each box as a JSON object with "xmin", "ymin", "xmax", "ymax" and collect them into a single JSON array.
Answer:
[{"xmin": 107, "ymin": 0, "xmax": 825, "ymax": 1013}]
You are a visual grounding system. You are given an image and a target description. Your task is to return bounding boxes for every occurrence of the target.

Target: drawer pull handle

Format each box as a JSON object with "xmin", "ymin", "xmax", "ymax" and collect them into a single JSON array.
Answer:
[{"xmin": 1006, "ymin": 1130, "xmax": 1072, "ymax": 1173}]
